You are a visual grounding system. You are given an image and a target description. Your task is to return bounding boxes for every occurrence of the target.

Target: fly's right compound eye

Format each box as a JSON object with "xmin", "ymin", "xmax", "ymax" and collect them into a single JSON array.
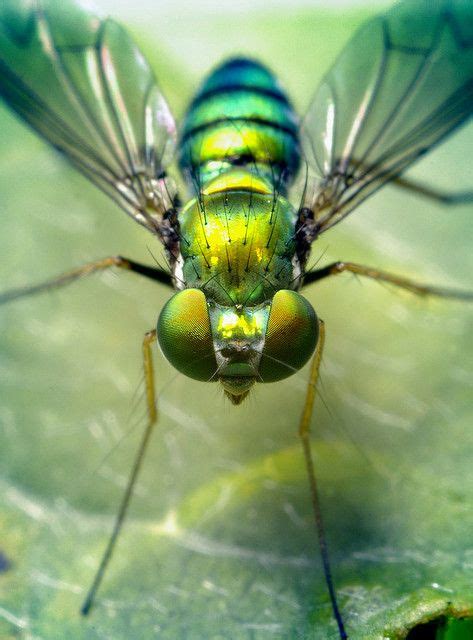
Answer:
[
  {"xmin": 157, "ymin": 289, "xmax": 218, "ymax": 381},
  {"xmin": 259, "ymin": 290, "xmax": 318, "ymax": 382}
]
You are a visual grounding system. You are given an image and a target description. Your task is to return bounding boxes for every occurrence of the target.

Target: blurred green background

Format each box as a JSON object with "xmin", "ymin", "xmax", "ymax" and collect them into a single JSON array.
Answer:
[{"xmin": 0, "ymin": 1, "xmax": 472, "ymax": 638}]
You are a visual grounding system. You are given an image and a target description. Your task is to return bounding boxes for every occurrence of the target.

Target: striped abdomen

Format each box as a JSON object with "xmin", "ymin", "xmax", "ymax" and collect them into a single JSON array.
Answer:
[{"xmin": 179, "ymin": 58, "xmax": 300, "ymax": 193}]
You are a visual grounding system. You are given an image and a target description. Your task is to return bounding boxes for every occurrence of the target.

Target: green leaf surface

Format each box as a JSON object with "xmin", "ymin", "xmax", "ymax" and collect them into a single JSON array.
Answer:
[{"xmin": 0, "ymin": 2, "xmax": 472, "ymax": 639}]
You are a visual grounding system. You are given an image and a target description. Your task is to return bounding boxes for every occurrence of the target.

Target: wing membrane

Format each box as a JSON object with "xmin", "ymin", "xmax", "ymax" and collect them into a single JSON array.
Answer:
[
  {"xmin": 301, "ymin": 0, "xmax": 473, "ymax": 234},
  {"xmin": 0, "ymin": 0, "xmax": 177, "ymax": 236}
]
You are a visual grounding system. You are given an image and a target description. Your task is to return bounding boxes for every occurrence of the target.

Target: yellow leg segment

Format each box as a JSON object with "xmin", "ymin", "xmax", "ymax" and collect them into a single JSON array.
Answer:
[{"xmin": 304, "ymin": 261, "xmax": 473, "ymax": 300}]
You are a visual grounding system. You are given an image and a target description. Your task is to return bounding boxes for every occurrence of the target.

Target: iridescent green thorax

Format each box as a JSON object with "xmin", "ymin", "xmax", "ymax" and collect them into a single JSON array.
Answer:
[
  {"xmin": 179, "ymin": 58, "xmax": 300, "ymax": 190},
  {"xmin": 179, "ymin": 173, "xmax": 298, "ymax": 305}
]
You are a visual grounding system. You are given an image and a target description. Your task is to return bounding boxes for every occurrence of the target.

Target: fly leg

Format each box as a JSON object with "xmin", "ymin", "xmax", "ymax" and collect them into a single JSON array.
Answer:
[
  {"xmin": 81, "ymin": 329, "xmax": 158, "ymax": 616},
  {"xmin": 303, "ymin": 261, "xmax": 473, "ymax": 300},
  {"xmin": 0, "ymin": 255, "xmax": 173, "ymax": 304},
  {"xmin": 391, "ymin": 175, "xmax": 473, "ymax": 206},
  {"xmin": 299, "ymin": 320, "xmax": 348, "ymax": 640}
]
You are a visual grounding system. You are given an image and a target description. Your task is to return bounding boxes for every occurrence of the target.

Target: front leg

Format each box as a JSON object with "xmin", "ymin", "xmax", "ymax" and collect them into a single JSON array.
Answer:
[
  {"xmin": 81, "ymin": 329, "xmax": 158, "ymax": 616},
  {"xmin": 298, "ymin": 320, "xmax": 348, "ymax": 639}
]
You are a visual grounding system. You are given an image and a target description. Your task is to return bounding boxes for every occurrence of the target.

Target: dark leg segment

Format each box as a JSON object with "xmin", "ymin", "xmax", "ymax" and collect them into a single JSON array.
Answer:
[
  {"xmin": 303, "ymin": 261, "xmax": 473, "ymax": 300},
  {"xmin": 392, "ymin": 175, "xmax": 473, "ymax": 206},
  {"xmin": 81, "ymin": 329, "xmax": 158, "ymax": 616},
  {"xmin": 0, "ymin": 256, "xmax": 173, "ymax": 304},
  {"xmin": 299, "ymin": 320, "xmax": 348, "ymax": 640}
]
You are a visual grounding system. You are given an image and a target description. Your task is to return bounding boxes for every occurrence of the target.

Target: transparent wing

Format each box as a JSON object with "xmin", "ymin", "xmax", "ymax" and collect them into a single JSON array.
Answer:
[
  {"xmin": 0, "ymin": 0, "xmax": 177, "ymax": 236},
  {"xmin": 300, "ymin": 0, "xmax": 473, "ymax": 235}
]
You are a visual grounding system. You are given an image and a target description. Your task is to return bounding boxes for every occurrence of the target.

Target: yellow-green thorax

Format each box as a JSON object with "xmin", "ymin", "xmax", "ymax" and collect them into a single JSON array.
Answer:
[{"xmin": 178, "ymin": 169, "xmax": 299, "ymax": 306}]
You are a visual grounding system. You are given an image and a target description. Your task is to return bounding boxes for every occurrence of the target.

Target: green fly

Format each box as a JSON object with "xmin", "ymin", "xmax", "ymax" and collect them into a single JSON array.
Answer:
[{"xmin": 0, "ymin": 0, "xmax": 472, "ymax": 637}]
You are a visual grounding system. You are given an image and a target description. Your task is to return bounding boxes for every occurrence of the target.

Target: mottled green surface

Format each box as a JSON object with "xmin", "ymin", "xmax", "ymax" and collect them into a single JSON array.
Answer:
[{"xmin": 0, "ymin": 2, "xmax": 472, "ymax": 639}]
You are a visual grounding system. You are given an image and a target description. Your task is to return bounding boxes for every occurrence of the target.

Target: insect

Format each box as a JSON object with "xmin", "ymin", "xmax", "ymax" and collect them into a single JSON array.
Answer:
[{"xmin": 0, "ymin": 0, "xmax": 472, "ymax": 637}]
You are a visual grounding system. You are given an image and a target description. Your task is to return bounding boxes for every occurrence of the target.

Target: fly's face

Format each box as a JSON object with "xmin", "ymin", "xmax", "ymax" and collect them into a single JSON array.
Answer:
[
  {"xmin": 157, "ymin": 288, "xmax": 318, "ymax": 404},
  {"xmin": 208, "ymin": 301, "xmax": 268, "ymax": 403}
]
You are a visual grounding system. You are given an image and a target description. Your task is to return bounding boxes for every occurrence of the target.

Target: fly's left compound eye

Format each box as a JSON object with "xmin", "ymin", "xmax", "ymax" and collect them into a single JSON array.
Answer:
[
  {"xmin": 259, "ymin": 290, "xmax": 318, "ymax": 382},
  {"xmin": 157, "ymin": 289, "xmax": 217, "ymax": 381}
]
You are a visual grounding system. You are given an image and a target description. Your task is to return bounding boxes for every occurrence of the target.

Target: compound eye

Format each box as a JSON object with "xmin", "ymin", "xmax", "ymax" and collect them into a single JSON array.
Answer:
[
  {"xmin": 259, "ymin": 290, "xmax": 318, "ymax": 382},
  {"xmin": 157, "ymin": 289, "xmax": 217, "ymax": 381}
]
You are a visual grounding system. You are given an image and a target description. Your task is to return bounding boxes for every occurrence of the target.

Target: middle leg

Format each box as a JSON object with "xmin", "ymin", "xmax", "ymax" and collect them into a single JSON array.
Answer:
[
  {"xmin": 303, "ymin": 261, "xmax": 473, "ymax": 301},
  {"xmin": 0, "ymin": 256, "xmax": 173, "ymax": 305}
]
